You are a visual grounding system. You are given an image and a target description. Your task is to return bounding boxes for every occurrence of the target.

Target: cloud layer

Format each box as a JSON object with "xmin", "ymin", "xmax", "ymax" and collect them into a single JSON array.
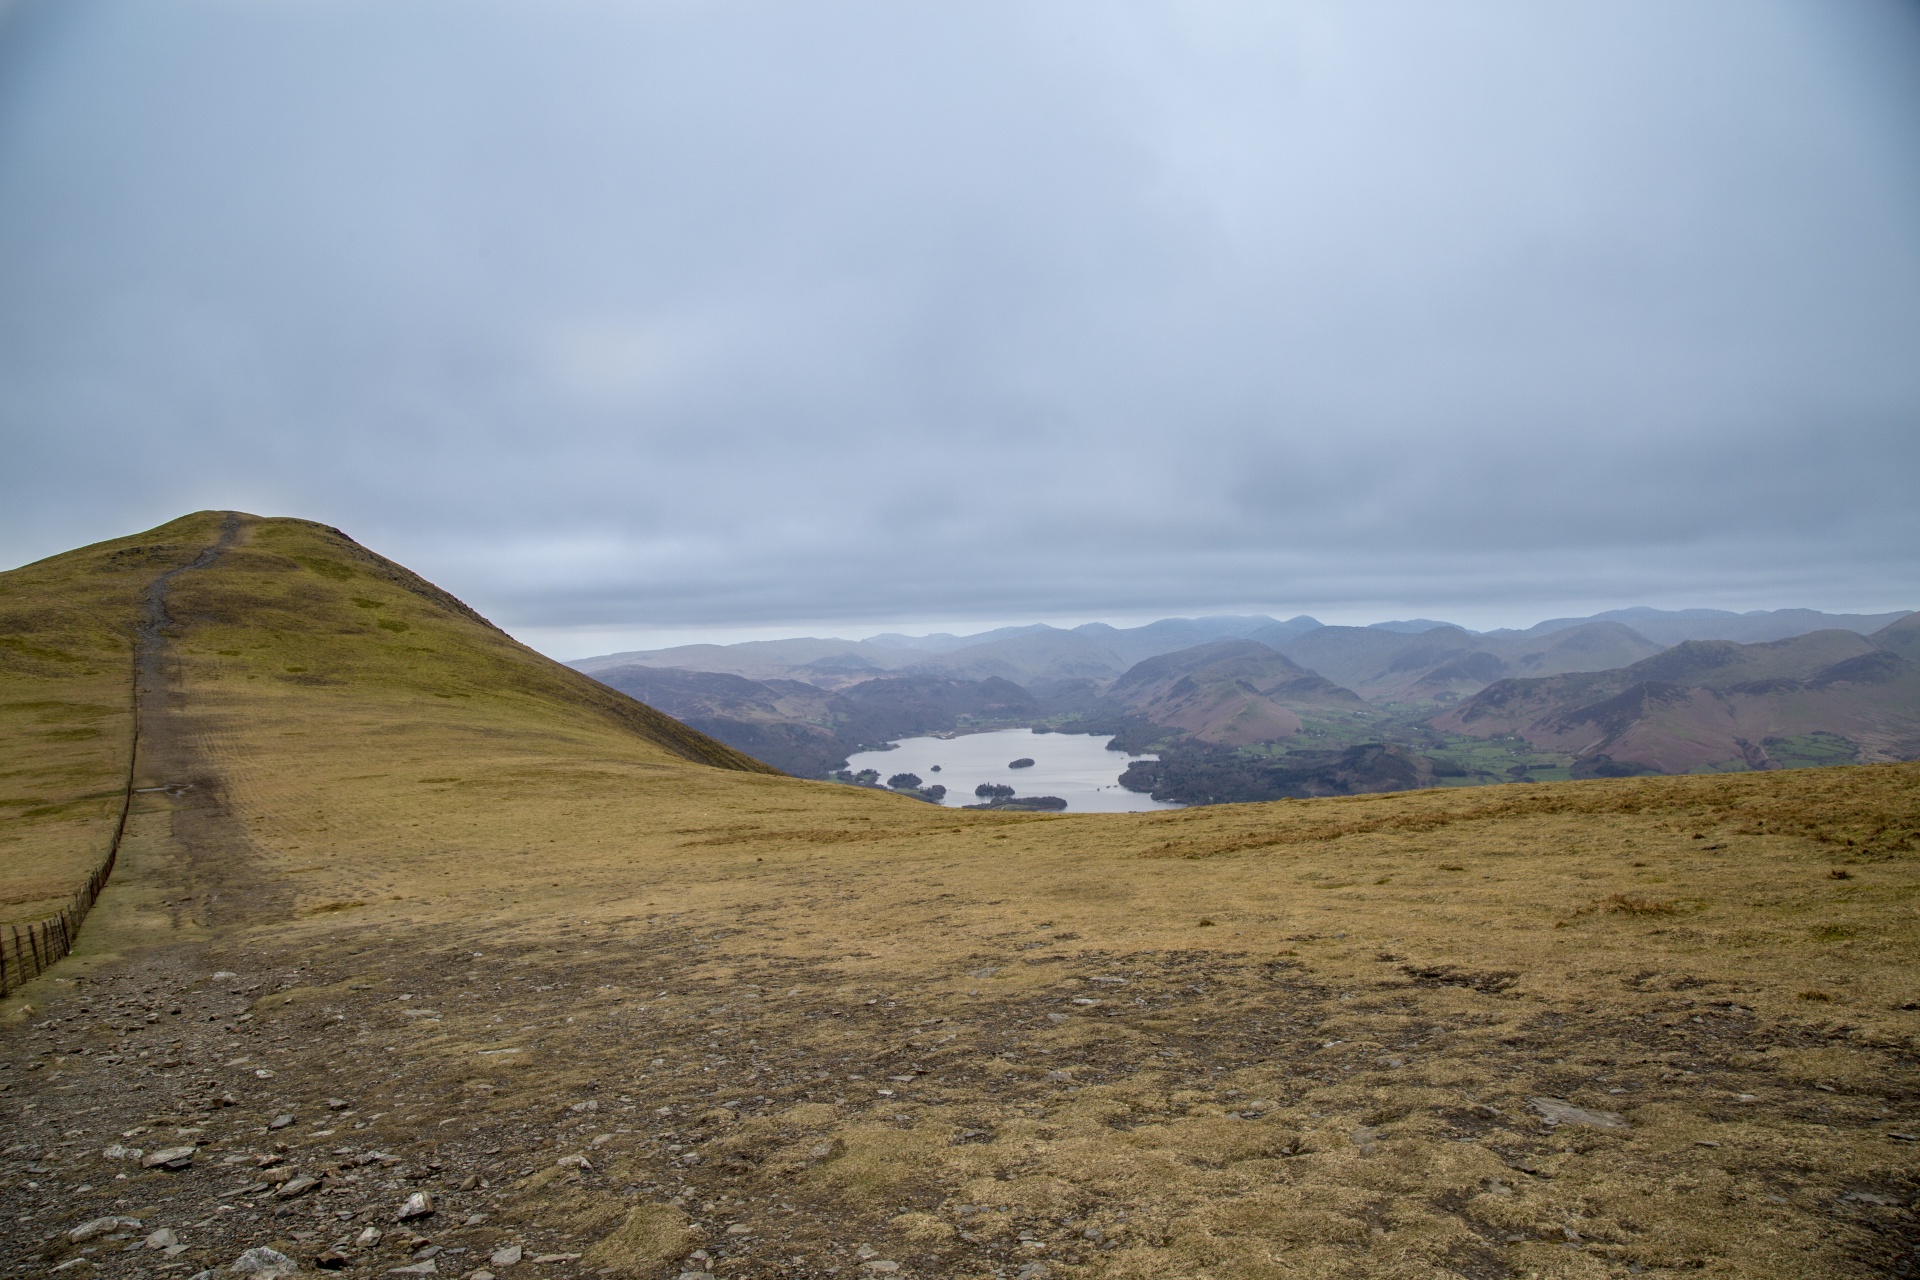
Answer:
[{"xmin": 2, "ymin": 0, "xmax": 1917, "ymax": 653}]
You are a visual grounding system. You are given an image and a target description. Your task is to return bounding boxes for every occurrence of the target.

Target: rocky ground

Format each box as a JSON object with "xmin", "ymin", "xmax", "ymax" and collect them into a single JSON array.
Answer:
[{"xmin": 7, "ymin": 898, "xmax": 1920, "ymax": 1280}]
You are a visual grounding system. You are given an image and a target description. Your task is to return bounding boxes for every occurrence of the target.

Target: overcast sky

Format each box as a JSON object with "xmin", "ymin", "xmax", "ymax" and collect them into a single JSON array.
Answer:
[{"xmin": 2, "ymin": 0, "xmax": 1917, "ymax": 658}]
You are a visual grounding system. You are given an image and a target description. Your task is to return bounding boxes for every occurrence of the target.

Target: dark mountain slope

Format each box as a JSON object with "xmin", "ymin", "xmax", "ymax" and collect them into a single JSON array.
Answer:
[
  {"xmin": 1435, "ymin": 629, "xmax": 1920, "ymax": 775},
  {"xmin": 1871, "ymin": 612, "xmax": 1920, "ymax": 662},
  {"xmin": 586, "ymin": 667, "xmax": 1041, "ymax": 776},
  {"xmin": 1101, "ymin": 640, "xmax": 1365, "ymax": 746}
]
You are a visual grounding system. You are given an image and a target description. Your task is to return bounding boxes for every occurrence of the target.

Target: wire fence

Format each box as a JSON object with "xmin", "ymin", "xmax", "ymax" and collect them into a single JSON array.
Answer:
[
  {"xmin": 0, "ymin": 847, "xmax": 121, "ymax": 997},
  {"xmin": 0, "ymin": 651, "xmax": 139, "ymax": 998}
]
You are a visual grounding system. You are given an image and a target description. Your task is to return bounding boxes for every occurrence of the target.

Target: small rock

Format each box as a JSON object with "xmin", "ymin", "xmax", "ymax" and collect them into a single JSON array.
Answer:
[
  {"xmin": 356, "ymin": 1228, "xmax": 384, "ymax": 1248},
  {"xmin": 809, "ymin": 1139, "xmax": 844, "ymax": 1160},
  {"xmin": 854, "ymin": 1244, "xmax": 878, "ymax": 1260},
  {"xmin": 142, "ymin": 1146, "xmax": 196, "ymax": 1171},
  {"xmin": 145, "ymin": 1229, "xmax": 180, "ymax": 1249},
  {"xmin": 458, "ymin": 1175, "xmax": 481, "ymax": 1192},
  {"xmin": 69, "ymin": 1217, "xmax": 143, "ymax": 1243},
  {"xmin": 102, "ymin": 1144, "xmax": 143, "ymax": 1162},
  {"xmin": 488, "ymin": 1245, "xmax": 522, "ymax": 1267},
  {"xmin": 555, "ymin": 1155, "xmax": 591, "ymax": 1170},
  {"xmin": 268, "ymin": 1115, "xmax": 295, "ymax": 1131},
  {"xmin": 726, "ymin": 1224, "xmax": 751, "ymax": 1235},
  {"xmin": 315, "ymin": 1250, "xmax": 351, "ymax": 1270},
  {"xmin": 276, "ymin": 1174, "xmax": 321, "ymax": 1199},
  {"xmin": 569, "ymin": 1100, "xmax": 599, "ymax": 1113},
  {"xmin": 1530, "ymin": 1097, "xmax": 1627, "ymax": 1130},
  {"xmin": 467, "ymin": 1273, "xmax": 495, "ymax": 1280},
  {"xmin": 327, "ymin": 1098, "xmax": 351, "ymax": 1110},
  {"xmin": 1016, "ymin": 1265, "xmax": 1048, "ymax": 1280},
  {"xmin": 230, "ymin": 1248, "xmax": 300, "ymax": 1280},
  {"xmin": 398, "ymin": 1191, "xmax": 434, "ymax": 1221},
  {"xmin": 387, "ymin": 1263, "xmax": 438, "ymax": 1276}
]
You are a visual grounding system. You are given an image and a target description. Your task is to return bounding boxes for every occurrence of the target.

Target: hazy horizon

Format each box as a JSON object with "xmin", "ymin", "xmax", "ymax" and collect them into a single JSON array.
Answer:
[{"xmin": 525, "ymin": 601, "xmax": 1916, "ymax": 665}]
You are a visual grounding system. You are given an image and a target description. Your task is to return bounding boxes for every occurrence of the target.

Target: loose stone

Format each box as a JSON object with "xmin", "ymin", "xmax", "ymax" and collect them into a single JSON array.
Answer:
[
  {"xmin": 142, "ymin": 1146, "xmax": 196, "ymax": 1171},
  {"xmin": 69, "ymin": 1216, "xmax": 143, "ymax": 1243},
  {"xmin": 229, "ymin": 1247, "xmax": 299, "ymax": 1280},
  {"xmin": 1529, "ymin": 1097, "xmax": 1628, "ymax": 1129}
]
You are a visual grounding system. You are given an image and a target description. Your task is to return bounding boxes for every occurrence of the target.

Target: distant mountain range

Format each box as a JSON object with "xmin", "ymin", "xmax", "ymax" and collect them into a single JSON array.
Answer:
[
  {"xmin": 574, "ymin": 605, "xmax": 1919, "ymax": 797},
  {"xmin": 1434, "ymin": 618, "xmax": 1920, "ymax": 775}
]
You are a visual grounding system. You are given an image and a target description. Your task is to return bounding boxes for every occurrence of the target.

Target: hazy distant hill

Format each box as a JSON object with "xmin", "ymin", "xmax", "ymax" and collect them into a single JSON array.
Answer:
[
  {"xmin": 568, "ymin": 607, "xmax": 1909, "ymax": 699},
  {"xmin": 1100, "ymin": 639, "xmax": 1367, "ymax": 745},
  {"xmin": 570, "ymin": 615, "xmax": 1316, "ymax": 687},
  {"xmin": 1272, "ymin": 621, "xmax": 1665, "ymax": 704},
  {"xmin": 1516, "ymin": 606, "xmax": 1912, "ymax": 647},
  {"xmin": 1434, "ymin": 623, "xmax": 1920, "ymax": 774}
]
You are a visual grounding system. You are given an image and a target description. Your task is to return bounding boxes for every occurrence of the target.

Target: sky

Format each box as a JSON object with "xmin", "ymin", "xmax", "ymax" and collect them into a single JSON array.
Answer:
[{"xmin": 1, "ymin": 0, "xmax": 1917, "ymax": 660}]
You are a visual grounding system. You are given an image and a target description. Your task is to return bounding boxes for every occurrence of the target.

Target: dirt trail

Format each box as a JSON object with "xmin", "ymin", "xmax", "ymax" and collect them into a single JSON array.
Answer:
[{"xmin": 129, "ymin": 514, "xmax": 293, "ymax": 930}]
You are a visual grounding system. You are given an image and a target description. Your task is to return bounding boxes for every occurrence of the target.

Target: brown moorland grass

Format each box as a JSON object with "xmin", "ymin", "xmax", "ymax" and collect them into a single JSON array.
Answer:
[
  {"xmin": 0, "ymin": 513, "xmax": 239, "ymax": 925},
  {"xmin": 0, "ymin": 513, "xmax": 1916, "ymax": 1280}
]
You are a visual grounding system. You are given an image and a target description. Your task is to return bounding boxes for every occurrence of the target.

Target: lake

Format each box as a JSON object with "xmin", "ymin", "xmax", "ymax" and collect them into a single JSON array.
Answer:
[{"xmin": 843, "ymin": 727, "xmax": 1180, "ymax": 812}]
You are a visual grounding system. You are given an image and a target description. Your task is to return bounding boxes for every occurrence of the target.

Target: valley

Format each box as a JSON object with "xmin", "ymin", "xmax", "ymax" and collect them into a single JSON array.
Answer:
[{"xmin": 577, "ymin": 610, "xmax": 1920, "ymax": 807}]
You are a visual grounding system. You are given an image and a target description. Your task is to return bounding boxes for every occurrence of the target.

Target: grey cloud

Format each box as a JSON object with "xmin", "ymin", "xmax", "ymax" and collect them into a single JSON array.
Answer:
[{"xmin": 1, "ymin": 0, "xmax": 1916, "ymax": 641}]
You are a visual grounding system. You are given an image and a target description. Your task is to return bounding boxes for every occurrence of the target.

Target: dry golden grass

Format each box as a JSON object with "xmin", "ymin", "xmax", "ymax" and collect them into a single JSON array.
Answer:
[{"xmin": 2, "ymin": 514, "xmax": 1917, "ymax": 1280}]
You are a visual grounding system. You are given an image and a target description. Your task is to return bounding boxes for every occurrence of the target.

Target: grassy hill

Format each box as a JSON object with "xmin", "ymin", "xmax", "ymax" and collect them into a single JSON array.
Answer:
[{"xmin": 2, "ymin": 515, "xmax": 1918, "ymax": 1279}]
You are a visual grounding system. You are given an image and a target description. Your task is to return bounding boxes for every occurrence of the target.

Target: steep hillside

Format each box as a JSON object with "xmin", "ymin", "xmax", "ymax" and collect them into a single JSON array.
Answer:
[
  {"xmin": 590, "ymin": 667, "xmax": 1043, "ymax": 776},
  {"xmin": 1437, "ymin": 626, "xmax": 1920, "ymax": 774},
  {"xmin": 1, "ymin": 511, "xmax": 775, "ymax": 930},
  {"xmin": 1869, "ymin": 611, "xmax": 1920, "ymax": 661},
  {"xmin": 1101, "ymin": 639, "xmax": 1366, "ymax": 745},
  {"xmin": 579, "ymin": 667, "xmax": 847, "ymax": 777}
]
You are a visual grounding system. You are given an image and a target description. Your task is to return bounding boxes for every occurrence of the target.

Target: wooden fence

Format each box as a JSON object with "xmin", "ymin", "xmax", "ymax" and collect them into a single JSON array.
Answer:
[{"xmin": 0, "ymin": 848, "xmax": 121, "ymax": 997}]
